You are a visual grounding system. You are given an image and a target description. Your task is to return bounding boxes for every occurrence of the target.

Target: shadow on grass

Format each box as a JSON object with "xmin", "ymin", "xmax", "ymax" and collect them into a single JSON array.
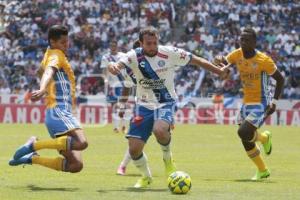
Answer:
[
  {"xmin": 115, "ymin": 173, "xmax": 141, "ymax": 177},
  {"xmin": 97, "ymin": 187, "xmax": 169, "ymax": 193},
  {"xmin": 232, "ymin": 179, "xmax": 276, "ymax": 183},
  {"xmin": 27, "ymin": 184, "xmax": 79, "ymax": 192},
  {"xmin": 203, "ymin": 178, "xmax": 276, "ymax": 184}
]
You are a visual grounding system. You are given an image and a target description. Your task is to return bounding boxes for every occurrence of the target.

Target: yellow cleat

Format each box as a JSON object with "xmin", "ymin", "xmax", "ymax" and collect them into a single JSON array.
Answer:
[
  {"xmin": 251, "ymin": 169, "xmax": 270, "ymax": 181},
  {"xmin": 164, "ymin": 159, "xmax": 176, "ymax": 176},
  {"xmin": 262, "ymin": 131, "xmax": 272, "ymax": 155},
  {"xmin": 133, "ymin": 176, "xmax": 153, "ymax": 188}
]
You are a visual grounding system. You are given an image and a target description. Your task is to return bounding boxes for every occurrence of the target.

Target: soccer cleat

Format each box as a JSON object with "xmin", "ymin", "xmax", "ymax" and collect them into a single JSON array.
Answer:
[
  {"xmin": 262, "ymin": 131, "xmax": 272, "ymax": 155},
  {"xmin": 133, "ymin": 176, "xmax": 153, "ymax": 188},
  {"xmin": 163, "ymin": 159, "xmax": 176, "ymax": 176},
  {"xmin": 117, "ymin": 165, "xmax": 126, "ymax": 175},
  {"xmin": 251, "ymin": 169, "xmax": 270, "ymax": 181},
  {"xmin": 9, "ymin": 152, "xmax": 38, "ymax": 166},
  {"xmin": 113, "ymin": 128, "xmax": 119, "ymax": 133},
  {"xmin": 13, "ymin": 136, "xmax": 37, "ymax": 160}
]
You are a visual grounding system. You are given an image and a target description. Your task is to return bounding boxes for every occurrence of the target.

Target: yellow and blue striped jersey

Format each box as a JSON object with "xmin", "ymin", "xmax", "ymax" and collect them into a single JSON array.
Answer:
[
  {"xmin": 226, "ymin": 48, "xmax": 277, "ymax": 104},
  {"xmin": 40, "ymin": 48, "xmax": 76, "ymax": 110}
]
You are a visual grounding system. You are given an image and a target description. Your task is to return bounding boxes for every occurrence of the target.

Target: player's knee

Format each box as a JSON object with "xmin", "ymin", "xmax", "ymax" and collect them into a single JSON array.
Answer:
[
  {"xmin": 241, "ymin": 140, "xmax": 256, "ymax": 151},
  {"xmin": 74, "ymin": 138, "xmax": 88, "ymax": 150},
  {"xmin": 237, "ymin": 126, "xmax": 254, "ymax": 141},
  {"xmin": 79, "ymin": 140, "xmax": 88, "ymax": 150},
  {"xmin": 129, "ymin": 147, "xmax": 142, "ymax": 160},
  {"xmin": 69, "ymin": 161, "xmax": 83, "ymax": 173},
  {"xmin": 153, "ymin": 126, "xmax": 168, "ymax": 139}
]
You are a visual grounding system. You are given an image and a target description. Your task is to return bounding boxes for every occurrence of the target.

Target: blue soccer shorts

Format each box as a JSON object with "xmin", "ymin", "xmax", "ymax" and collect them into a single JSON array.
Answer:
[
  {"xmin": 126, "ymin": 103, "xmax": 177, "ymax": 143},
  {"xmin": 237, "ymin": 103, "xmax": 268, "ymax": 128},
  {"xmin": 45, "ymin": 106, "xmax": 81, "ymax": 138}
]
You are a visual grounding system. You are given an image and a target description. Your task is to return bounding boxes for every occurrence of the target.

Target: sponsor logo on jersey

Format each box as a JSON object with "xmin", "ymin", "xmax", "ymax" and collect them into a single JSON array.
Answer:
[
  {"xmin": 157, "ymin": 52, "xmax": 168, "ymax": 59},
  {"xmin": 155, "ymin": 68, "xmax": 168, "ymax": 73},
  {"xmin": 139, "ymin": 78, "xmax": 166, "ymax": 89}
]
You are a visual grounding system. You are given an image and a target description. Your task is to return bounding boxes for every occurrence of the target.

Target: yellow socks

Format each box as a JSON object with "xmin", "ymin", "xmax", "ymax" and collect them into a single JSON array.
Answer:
[
  {"xmin": 33, "ymin": 136, "xmax": 71, "ymax": 151},
  {"xmin": 256, "ymin": 131, "xmax": 268, "ymax": 144},
  {"xmin": 32, "ymin": 155, "xmax": 65, "ymax": 171},
  {"xmin": 247, "ymin": 145, "xmax": 267, "ymax": 172}
]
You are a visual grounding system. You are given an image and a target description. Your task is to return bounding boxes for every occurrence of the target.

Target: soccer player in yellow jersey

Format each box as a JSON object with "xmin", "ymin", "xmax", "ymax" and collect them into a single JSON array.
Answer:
[
  {"xmin": 215, "ymin": 28, "xmax": 284, "ymax": 180},
  {"xmin": 9, "ymin": 25, "xmax": 88, "ymax": 173}
]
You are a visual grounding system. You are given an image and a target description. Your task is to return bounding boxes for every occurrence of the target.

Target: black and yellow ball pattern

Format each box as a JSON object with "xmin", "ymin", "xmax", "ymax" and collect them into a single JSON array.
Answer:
[{"xmin": 168, "ymin": 171, "xmax": 191, "ymax": 194}]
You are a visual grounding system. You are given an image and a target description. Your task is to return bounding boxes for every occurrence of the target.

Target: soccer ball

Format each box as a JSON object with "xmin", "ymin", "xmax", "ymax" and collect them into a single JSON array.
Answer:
[{"xmin": 167, "ymin": 171, "xmax": 192, "ymax": 194}]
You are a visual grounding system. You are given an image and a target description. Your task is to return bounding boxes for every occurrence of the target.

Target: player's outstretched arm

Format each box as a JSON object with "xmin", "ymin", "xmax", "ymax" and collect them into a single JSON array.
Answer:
[
  {"xmin": 31, "ymin": 67, "xmax": 56, "ymax": 101},
  {"xmin": 189, "ymin": 55, "xmax": 229, "ymax": 79},
  {"xmin": 108, "ymin": 62, "xmax": 125, "ymax": 75}
]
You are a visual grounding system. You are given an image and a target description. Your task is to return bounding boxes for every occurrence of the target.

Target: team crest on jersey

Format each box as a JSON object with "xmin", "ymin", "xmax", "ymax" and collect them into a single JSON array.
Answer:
[
  {"xmin": 140, "ymin": 61, "xmax": 145, "ymax": 68},
  {"xmin": 158, "ymin": 60, "xmax": 165, "ymax": 67},
  {"xmin": 251, "ymin": 62, "xmax": 258, "ymax": 69},
  {"xmin": 237, "ymin": 59, "xmax": 243, "ymax": 65}
]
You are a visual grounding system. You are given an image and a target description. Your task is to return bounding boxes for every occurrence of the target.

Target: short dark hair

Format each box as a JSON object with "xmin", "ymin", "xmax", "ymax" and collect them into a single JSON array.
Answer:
[
  {"xmin": 133, "ymin": 39, "xmax": 140, "ymax": 48},
  {"xmin": 110, "ymin": 40, "xmax": 118, "ymax": 46},
  {"xmin": 242, "ymin": 28, "xmax": 256, "ymax": 40},
  {"xmin": 139, "ymin": 26, "xmax": 159, "ymax": 42},
  {"xmin": 48, "ymin": 25, "xmax": 68, "ymax": 45}
]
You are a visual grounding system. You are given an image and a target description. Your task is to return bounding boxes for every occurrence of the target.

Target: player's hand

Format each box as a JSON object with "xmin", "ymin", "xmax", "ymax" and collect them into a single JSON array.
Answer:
[
  {"xmin": 265, "ymin": 103, "xmax": 276, "ymax": 116},
  {"xmin": 108, "ymin": 63, "xmax": 121, "ymax": 75},
  {"xmin": 219, "ymin": 63, "xmax": 231, "ymax": 80},
  {"xmin": 213, "ymin": 55, "xmax": 226, "ymax": 66},
  {"xmin": 31, "ymin": 89, "xmax": 46, "ymax": 101}
]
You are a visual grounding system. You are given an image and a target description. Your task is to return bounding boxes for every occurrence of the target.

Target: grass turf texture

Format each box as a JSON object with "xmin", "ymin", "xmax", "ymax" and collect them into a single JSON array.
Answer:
[{"xmin": 0, "ymin": 124, "xmax": 299, "ymax": 200}]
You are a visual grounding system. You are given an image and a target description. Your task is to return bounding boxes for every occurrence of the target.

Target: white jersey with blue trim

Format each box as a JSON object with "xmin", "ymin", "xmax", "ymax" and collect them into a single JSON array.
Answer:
[
  {"xmin": 119, "ymin": 45, "xmax": 192, "ymax": 109},
  {"xmin": 101, "ymin": 51, "xmax": 127, "ymax": 88}
]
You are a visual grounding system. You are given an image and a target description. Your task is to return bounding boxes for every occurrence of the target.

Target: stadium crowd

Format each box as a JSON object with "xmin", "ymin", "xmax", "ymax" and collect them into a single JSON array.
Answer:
[{"xmin": 0, "ymin": 0, "xmax": 299, "ymax": 99}]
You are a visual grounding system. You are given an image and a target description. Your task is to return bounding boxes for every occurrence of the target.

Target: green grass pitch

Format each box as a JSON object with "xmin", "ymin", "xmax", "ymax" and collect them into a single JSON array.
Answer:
[{"xmin": 0, "ymin": 124, "xmax": 299, "ymax": 200}]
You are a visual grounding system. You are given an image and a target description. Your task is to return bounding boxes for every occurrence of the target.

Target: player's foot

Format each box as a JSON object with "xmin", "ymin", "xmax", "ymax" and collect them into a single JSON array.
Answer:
[
  {"xmin": 117, "ymin": 165, "xmax": 126, "ymax": 175},
  {"xmin": 113, "ymin": 128, "xmax": 119, "ymax": 133},
  {"xmin": 121, "ymin": 126, "xmax": 127, "ymax": 134},
  {"xmin": 163, "ymin": 158, "xmax": 176, "ymax": 176},
  {"xmin": 251, "ymin": 169, "xmax": 270, "ymax": 181},
  {"xmin": 9, "ymin": 152, "xmax": 38, "ymax": 166},
  {"xmin": 262, "ymin": 130, "xmax": 272, "ymax": 155},
  {"xmin": 133, "ymin": 176, "xmax": 153, "ymax": 188},
  {"xmin": 13, "ymin": 136, "xmax": 37, "ymax": 160}
]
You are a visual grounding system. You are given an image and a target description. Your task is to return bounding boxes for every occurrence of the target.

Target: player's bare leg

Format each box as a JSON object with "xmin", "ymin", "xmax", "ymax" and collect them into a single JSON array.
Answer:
[
  {"xmin": 238, "ymin": 121, "xmax": 270, "ymax": 180},
  {"xmin": 10, "ymin": 129, "xmax": 88, "ymax": 172},
  {"xmin": 153, "ymin": 120, "xmax": 176, "ymax": 176},
  {"xmin": 128, "ymin": 138, "xmax": 152, "ymax": 188}
]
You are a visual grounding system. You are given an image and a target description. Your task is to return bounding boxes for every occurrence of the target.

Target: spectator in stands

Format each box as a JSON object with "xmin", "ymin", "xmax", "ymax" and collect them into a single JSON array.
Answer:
[{"xmin": 0, "ymin": 0, "xmax": 299, "ymax": 100}]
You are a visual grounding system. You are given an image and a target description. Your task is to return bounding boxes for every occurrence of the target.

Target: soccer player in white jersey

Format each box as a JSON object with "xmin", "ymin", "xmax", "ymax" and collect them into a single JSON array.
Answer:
[
  {"xmin": 109, "ymin": 27, "xmax": 229, "ymax": 188},
  {"xmin": 100, "ymin": 40, "xmax": 128, "ymax": 133},
  {"xmin": 116, "ymin": 39, "xmax": 140, "ymax": 176}
]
